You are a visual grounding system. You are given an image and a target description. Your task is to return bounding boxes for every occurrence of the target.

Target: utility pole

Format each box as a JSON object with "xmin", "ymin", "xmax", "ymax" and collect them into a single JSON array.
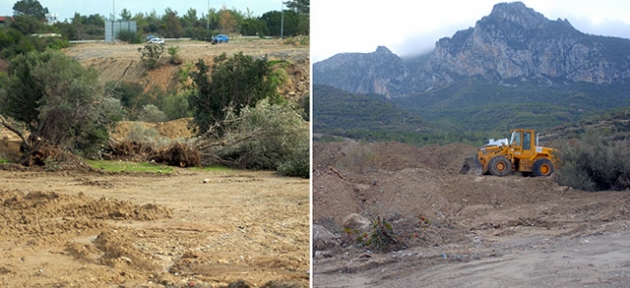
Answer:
[
  {"xmin": 280, "ymin": 1, "xmax": 284, "ymax": 39},
  {"xmin": 206, "ymin": 0, "xmax": 209, "ymax": 31},
  {"xmin": 111, "ymin": 0, "xmax": 115, "ymax": 42}
]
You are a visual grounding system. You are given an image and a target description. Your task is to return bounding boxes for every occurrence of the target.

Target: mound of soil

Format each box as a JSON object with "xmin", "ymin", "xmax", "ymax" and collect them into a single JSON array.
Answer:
[
  {"xmin": 313, "ymin": 140, "xmax": 630, "ymax": 287},
  {"xmin": 0, "ymin": 168, "xmax": 309, "ymax": 287},
  {"xmin": 0, "ymin": 135, "xmax": 21, "ymax": 162},
  {"xmin": 109, "ymin": 118, "xmax": 194, "ymax": 142},
  {"xmin": 313, "ymin": 140, "xmax": 478, "ymax": 175},
  {"xmin": 0, "ymin": 190, "xmax": 172, "ymax": 248}
]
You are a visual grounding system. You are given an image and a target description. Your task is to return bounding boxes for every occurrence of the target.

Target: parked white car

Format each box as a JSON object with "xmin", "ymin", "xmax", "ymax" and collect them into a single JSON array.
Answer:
[{"xmin": 148, "ymin": 37, "xmax": 164, "ymax": 44}]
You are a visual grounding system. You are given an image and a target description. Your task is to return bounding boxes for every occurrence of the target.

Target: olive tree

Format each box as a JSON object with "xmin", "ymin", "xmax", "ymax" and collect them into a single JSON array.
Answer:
[
  {"xmin": 188, "ymin": 52, "xmax": 308, "ymax": 177},
  {"xmin": 188, "ymin": 52, "xmax": 283, "ymax": 135},
  {"xmin": 1, "ymin": 50, "xmax": 113, "ymax": 162},
  {"xmin": 197, "ymin": 99, "xmax": 309, "ymax": 178}
]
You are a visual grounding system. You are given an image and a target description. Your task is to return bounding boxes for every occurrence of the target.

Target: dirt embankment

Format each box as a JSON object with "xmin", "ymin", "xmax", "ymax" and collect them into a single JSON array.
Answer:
[
  {"xmin": 313, "ymin": 140, "xmax": 630, "ymax": 287},
  {"xmin": 1, "ymin": 40, "xmax": 309, "ymax": 161},
  {"xmin": 63, "ymin": 40, "xmax": 310, "ymax": 102}
]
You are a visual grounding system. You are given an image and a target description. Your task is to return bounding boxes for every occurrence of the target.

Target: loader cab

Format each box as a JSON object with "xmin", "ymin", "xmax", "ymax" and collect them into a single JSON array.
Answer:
[
  {"xmin": 510, "ymin": 129, "xmax": 538, "ymax": 172},
  {"xmin": 510, "ymin": 129, "xmax": 535, "ymax": 152}
]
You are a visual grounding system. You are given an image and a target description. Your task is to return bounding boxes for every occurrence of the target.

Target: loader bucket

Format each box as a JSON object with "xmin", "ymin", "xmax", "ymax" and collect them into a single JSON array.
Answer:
[{"xmin": 459, "ymin": 157, "xmax": 483, "ymax": 175}]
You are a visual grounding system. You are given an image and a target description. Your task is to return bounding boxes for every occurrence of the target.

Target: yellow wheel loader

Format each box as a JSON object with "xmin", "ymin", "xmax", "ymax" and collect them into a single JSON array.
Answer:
[{"xmin": 459, "ymin": 129, "xmax": 557, "ymax": 177}]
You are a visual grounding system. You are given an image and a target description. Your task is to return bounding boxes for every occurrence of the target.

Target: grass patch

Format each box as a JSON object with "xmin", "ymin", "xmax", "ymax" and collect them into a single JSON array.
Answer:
[
  {"xmin": 86, "ymin": 160, "xmax": 175, "ymax": 174},
  {"xmin": 0, "ymin": 159, "xmax": 10, "ymax": 164},
  {"xmin": 188, "ymin": 164, "xmax": 231, "ymax": 172}
]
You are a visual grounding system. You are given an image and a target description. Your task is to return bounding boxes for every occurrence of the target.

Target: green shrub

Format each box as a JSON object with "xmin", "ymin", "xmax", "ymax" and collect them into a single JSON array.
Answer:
[
  {"xmin": 277, "ymin": 141, "xmax": 309, "ymax": 178},
  {"xmin": 138, "ymin": 104, "xmax": 167, "ymax": 123},
  {"xmin": 3, "ymin": 50, "xmax": 108, "ymax": 160},
  {"xmin": 45, "ymin": 37, "xmax": 69, "ymax": 50},
  {"xmin": 99, "ymin": 96, "xmax": 127, "ymax": 122},
  {"xmin": 167, "ymin": 45, "xmax": 183, "ymax": 65},
  {"xmin": 126, "ymin": 123, "xmax": 170, "ymax": 147},
  {"xmin": 137, "ymin": 43, "xmax": 165, "ymax": 69},
  {"xmin": 200, "ymin": 99, "xmax": 309, "ymax": 178},
  {"xmin": 117, "ymin": 30, "xmax": 140, "ymax": 44},
  {"xmin": 188, "ymin": 53, "xmax": 284, "ymax": 135},
  {"xmin": 362, "ymin": 217, "xmax": 400, "ymax": 252},
  {"xmin": 298, "ymin": 93, "xmax": 309, "ymax": 121},
  {"xmin": 106, "ymin": 81, "xmax": 144, "ymax": 110},
  {"xmin": 70, "ymin": 121, "xmax": 109, "ymax": 159},
  {"xmin": 161, "ymin": 91, "xmax": 190, "ymax": 120},
  {"xmin": 554, "ymin": 130, "xmax": 630, "ymax": 191}
]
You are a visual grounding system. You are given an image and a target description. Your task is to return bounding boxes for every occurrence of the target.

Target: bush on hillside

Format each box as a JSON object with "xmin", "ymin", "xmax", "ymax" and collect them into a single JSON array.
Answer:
[
  {"xmin": 198, "ymin": 99, "xmax": 309, "ymax": 178},
  {"xmin": 554, "ymin": 130, "xmax": 630, "ymax": 191},
  {"xmin": 138, "ymin": 104, "xmax": 167, "ymax": 123},
  {"xmin": 117, "ymin": 30, "xmax": 141, "ymax": 44},
  {"xmin": 138, "ymin": 43, "xmax": 165, "ymax": 69},
  {"xmin": 188, "ymin": 53, "xmax": 283, "ymax": 136}
]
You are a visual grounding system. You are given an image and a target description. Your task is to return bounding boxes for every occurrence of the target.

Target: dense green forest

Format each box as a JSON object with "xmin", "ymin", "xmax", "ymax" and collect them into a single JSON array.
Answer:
[
  {"xmin": 392, "ymin": 77, "xmax": 630, "ymax": 134},
  {"xmin": 1, "ymin": 0, "xmax": 309, "ymax": 46},
  {"xmin": 313, "ymin": 80, "xmax": 630, "ymax": 146},
  {"xmin": 313, "ymin": 84, "xmax": 507, "ymax": 145}
]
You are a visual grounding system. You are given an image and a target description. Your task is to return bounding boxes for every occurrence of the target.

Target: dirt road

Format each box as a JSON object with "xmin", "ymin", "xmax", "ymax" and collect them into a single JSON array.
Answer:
[
  {"xmin": 312, "ymin": 140, "xmax": 630, "ymax": 288},
  {"xmin": 0, "ymin": 167, "xmax": 309, "ymax": 287}
]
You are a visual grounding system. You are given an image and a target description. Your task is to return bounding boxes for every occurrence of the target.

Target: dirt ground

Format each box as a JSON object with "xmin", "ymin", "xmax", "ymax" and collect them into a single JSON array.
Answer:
[
  {"xmin": 0, "ymin": 167, "xmax": 309, "ymax": 287},
  {"xmin": 0, "ymin": 39, "xmax": 310, "ymax": 287},
  {"xmin": 312, "ymin": 140, "xmax": 630, "ymax": 287}
]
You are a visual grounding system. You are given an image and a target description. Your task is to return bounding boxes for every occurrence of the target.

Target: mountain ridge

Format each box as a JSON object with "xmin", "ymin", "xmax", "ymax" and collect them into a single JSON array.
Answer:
[{"xmin": 313, "ymin": 1, "xmax": 630, "ymax": 98}]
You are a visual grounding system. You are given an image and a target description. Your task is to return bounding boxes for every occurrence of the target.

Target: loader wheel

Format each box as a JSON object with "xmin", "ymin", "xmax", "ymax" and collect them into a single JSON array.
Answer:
[
  {"xmin": 488, "ymin": 156, "xmax": 512, "ymax": 176},
  {"xmin": 533, "ymin": 158, "xmax": 554, "ymax": 177}
]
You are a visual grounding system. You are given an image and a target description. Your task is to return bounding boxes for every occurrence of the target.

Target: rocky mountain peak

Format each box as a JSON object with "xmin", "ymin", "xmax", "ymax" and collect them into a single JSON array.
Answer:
[
  {"xmin": 314, "ymin": 2, "xmax": 630, "ymax": 98},
  {"xmin": 483, "ymin": 2, "xmax": 547, "ymax": 29},
  {"xmin": 374, "ymin": 45, "xmax": 393, "ymax": 54},
  {"xmin": 312, "ymin": 45, "xmax": 408, "ymax": 99}
]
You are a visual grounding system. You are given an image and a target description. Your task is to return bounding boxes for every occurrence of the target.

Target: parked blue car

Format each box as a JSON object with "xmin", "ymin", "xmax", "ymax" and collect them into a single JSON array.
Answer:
[{"xmin": 212, "ymin": 34, "xmax": 229, "ymax": 43}]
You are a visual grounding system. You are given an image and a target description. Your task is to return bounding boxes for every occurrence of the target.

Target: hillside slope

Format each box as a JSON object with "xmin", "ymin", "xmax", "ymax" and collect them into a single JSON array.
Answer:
[
  {"xmin": 313, "ymin": 84, "xmax": 438, "ymax": 143},
  {"xmin": 63, "ymin": 40, "xmax": 310, "ymax": 101}
]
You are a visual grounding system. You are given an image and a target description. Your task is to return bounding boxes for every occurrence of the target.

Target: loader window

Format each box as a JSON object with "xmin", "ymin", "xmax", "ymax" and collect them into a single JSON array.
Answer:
[
  {"xmin": 523, "ymin": 132, "xmax": 531, "ymax": 150},
  {"xmin": 511, "ymin": 131, "xmax": 521, "ymax": 147}
]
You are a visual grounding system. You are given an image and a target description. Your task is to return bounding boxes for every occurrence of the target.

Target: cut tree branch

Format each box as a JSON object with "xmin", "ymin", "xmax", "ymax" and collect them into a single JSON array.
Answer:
[{"xmin": 0, "ymin": 115, "xmax": 28, "ymax": 147}]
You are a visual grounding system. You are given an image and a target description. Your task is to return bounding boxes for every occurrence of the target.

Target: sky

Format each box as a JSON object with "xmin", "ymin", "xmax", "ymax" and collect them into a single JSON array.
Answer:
[
  {"xmin": 311, "ymin": 0, "xmax": 630, "ymax": 62},
  {"xmin": 1, "ymin": 0, "xmax": 284, "ymax": 22}
]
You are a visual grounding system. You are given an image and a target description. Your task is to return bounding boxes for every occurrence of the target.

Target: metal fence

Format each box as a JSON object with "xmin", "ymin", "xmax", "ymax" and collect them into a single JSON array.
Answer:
[{"xmin": 104, "ymin": 21, "xmax": 137, "ymax": 42}]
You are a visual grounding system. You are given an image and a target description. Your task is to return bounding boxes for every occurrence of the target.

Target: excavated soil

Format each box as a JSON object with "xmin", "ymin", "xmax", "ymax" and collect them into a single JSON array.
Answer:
[
  {"xmin": 313, "ymin": 140, "xmax": 630, "ymax": 287},
  {"xmin": 0, "ymin": 169, "xmax": 309, "ymax": 287},
  {"xmin": 109, "ymin": 118, "xmax": 195, "ymax": 142}
]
